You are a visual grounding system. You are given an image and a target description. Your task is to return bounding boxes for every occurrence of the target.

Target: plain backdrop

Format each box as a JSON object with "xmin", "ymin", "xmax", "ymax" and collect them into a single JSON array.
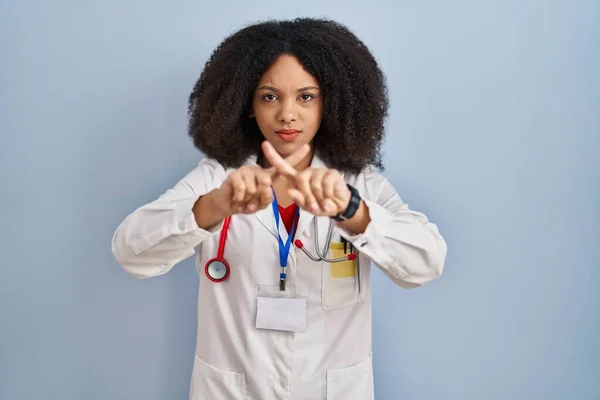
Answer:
[{"xmin": 1, "ymin": 0, "xmax": 599, "ymax": 399}]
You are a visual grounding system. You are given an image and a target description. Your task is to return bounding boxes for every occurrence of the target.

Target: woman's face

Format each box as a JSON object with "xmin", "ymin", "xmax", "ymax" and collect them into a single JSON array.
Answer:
[{"xmin": 252, "ymin": 54, "xmax": 323, "ymax": 158}]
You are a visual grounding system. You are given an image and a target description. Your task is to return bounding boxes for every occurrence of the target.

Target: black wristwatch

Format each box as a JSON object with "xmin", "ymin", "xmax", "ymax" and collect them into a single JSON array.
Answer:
[{"xmin": 332, "ymin": 184, "xmax": 361, "ymax": 221}]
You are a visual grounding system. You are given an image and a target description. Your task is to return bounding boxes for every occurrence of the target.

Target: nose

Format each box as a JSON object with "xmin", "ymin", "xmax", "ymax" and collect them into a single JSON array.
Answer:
[{"xmin": 277, "ymin": 98, "xmax": 297, "ymax": 124}]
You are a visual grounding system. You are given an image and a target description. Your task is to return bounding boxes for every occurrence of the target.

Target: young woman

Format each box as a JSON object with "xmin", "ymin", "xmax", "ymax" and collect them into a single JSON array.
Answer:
[{"xmin": 112, "ymin": 17, "xmax": 447, "ymax": 400}]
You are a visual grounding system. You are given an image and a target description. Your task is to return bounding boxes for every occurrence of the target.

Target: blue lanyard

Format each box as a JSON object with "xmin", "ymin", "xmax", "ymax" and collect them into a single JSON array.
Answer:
[{"xmin": 270, "ymin": 190, "xmax": 300, "ymax": 279}]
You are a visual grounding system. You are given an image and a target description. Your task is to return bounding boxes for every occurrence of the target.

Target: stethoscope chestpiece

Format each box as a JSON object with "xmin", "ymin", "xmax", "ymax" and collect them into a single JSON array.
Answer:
[{"xmin": 205, "ymin": 258, "xmax": 230, "ymax": 282}]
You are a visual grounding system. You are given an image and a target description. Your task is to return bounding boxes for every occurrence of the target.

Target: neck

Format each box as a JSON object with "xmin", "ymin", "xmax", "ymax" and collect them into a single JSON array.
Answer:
[{"xmin": 293, "ymin": 148, "xmax": 314, "ymax": 171}]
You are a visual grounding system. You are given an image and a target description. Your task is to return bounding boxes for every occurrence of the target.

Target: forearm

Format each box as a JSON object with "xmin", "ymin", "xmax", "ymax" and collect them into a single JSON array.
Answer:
[
  {"xmin": 112, "ymin": 196, "xmax": 215, "ymax": 279},
  {"xmin": 338, "ymin": 199, "xmax": 446, "ymax": 288},
  {"xmin": 193, "ymin": 189, "xmax": 229, "ymax": 229},
  {"xmin": 112, "ymin": 158, "xmax": 224, "ymax": 278},
  {"xmin": 337, "ymin": 200, "xmax": 371, "ymax": 235}
]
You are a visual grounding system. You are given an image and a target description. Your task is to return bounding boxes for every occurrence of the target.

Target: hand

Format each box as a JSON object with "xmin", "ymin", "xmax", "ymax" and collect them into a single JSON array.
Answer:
[
  {"xmin": 211, "ymin": 143, "xmax": 311, "ymax": 217},
  {"xmin": 261, "ymin": 141, "xmax": 351, "ymax": 217}
]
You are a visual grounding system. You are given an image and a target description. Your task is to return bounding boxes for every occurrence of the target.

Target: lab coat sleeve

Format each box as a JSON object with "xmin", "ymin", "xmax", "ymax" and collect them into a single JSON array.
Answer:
[
  {"xmin": 338, "ymin": 170, "xmax": 447, "ymax": 289},
  {"xmin": 111, "ymin": 158, "xmax": 224, "ymax": 279}
]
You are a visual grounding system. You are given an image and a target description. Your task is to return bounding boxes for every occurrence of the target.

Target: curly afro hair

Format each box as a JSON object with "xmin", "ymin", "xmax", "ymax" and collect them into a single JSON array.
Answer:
[{"xmin": 188, "ymin": 18, "xmax": 388, "ymax": 174}]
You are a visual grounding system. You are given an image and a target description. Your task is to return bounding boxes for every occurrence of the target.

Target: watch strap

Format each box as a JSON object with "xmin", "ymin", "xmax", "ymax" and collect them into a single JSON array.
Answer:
[{"xmin": 332, "ymin": 184, "xmax": 361, "ymax": 221}]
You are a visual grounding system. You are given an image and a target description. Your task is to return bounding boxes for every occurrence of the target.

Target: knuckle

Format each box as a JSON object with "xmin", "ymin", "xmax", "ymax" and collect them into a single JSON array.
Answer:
[
  {"xmin": 258, "ymin": 172, "xmax": 270, "ymax": 183},
  {"xmin": 325, "ymin": 171, "xmax": 337, "ymax": 181},
  {"xmin": 298, "ymin": 176, "xmax": 310, "ymax": 186}
]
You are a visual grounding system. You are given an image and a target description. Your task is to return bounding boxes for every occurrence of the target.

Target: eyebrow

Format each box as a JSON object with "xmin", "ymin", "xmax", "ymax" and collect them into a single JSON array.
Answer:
[{"xmin": 256, "ymin": 85, "xmax": 320, "ymax": 92}]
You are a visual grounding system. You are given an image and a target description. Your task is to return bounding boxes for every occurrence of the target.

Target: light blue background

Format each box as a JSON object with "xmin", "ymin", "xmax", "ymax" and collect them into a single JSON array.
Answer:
[{"xmin": 1, "ymin": 1, "xmax": 598, "ymax": 399}]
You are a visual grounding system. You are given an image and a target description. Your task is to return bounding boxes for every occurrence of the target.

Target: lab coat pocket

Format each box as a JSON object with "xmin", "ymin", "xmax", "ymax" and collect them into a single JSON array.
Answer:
[
  {"xmin": 190, "ymin": 355, "xmax": 246, "ymax": 400},
  {"xmin": 322, "ymin": 243, "xmax": 359, "ymax": 310},
  {"xmin": 326, "ymin": 354, "xmax": 374, "ymax": 400}
]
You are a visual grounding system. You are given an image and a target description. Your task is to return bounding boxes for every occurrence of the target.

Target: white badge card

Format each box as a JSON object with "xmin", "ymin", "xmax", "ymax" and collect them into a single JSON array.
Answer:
[{"xmin": 255, "ymin": 286, "xmax": 308, "ymax": 333}]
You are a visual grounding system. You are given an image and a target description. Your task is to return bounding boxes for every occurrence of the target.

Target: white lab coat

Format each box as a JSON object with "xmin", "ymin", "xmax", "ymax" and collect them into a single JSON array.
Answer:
[{"xmin": 112, "ymin": 153, "xmax": 447, "ymax": 400}]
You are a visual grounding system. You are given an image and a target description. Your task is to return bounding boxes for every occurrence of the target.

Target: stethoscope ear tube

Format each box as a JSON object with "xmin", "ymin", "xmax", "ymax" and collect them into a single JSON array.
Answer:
[
  {"xmin": 295, "ymin": 239, "xmax": 321, "ymax": 261},
  {"xmin": 315, "ymin": 219, "xmax": 356, "ymax": 263},
  {"xmin": 296, "ymin": 241, "xmax": 356, "ymax": 263},
  {"xmin": 295, "ymin": 220, "xmax": 360, "ymax": 293},
  {"xmin": 294, "ymin": 220, "xmax": 357, "ymax": 263}
]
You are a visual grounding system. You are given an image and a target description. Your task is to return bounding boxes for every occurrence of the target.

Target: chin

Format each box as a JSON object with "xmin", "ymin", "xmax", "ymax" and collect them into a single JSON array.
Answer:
[{"xmin": 275, "ymin": 141, "xmax": 310, "ymax": 156}]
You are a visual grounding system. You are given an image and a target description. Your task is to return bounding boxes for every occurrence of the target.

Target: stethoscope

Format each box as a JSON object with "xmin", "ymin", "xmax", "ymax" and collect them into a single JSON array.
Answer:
[
  {"xmin": 294, "ymin": 218, "xmax": 356, "ymax": 263},
  {"xmin": 204, "ymin": 216, "xmax": 232, "ymax": 282},
  {"xmin": 295, "ymin": 218, "xmax": 361, "ymax": 293},
  {"xmin": 204, "ymin": 212, "xmax": 359, "ymax": 290}
]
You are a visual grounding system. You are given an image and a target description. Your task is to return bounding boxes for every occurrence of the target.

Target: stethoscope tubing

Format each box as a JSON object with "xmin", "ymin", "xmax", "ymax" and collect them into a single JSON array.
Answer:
[{"xmin": 295, "ymin": 219, "xmax": 354, "ymax": 263}]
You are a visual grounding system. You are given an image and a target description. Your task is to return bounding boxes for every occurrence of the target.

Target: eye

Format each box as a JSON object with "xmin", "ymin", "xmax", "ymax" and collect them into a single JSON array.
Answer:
[
  {"xmin": 299, "ymin": 94, "xmax": 315, "ymax": 102},
  {"xmin": 262, "ymin": 94, "xmax": 278, "ymax": 102}
]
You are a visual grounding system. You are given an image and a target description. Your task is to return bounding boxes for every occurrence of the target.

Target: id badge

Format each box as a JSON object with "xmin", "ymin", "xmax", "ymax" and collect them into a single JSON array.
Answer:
[{"xmin": 255, "ymin": 286, "xmax": 308, "ymax": 333}]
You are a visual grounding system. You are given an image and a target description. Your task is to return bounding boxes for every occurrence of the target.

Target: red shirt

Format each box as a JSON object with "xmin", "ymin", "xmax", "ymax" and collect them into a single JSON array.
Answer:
[{"xmin": 278, "ymin": 203, "xmax": 299, "ymax": 238}]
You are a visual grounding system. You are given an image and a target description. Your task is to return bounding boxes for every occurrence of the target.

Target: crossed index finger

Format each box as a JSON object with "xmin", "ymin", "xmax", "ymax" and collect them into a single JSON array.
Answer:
[{"xmin": 261, "ymin": 141, "xmax": 311, "ymax": 178}]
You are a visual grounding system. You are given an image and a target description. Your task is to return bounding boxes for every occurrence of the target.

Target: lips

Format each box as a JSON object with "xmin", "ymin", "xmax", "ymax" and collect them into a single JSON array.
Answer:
[{"xmin": 275, "ymin": 129, "xmax": 301, "ymax": 142}]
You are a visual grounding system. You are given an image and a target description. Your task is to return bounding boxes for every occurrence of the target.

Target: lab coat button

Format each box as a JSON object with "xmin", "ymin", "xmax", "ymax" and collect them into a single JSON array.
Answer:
[{"xmin": 179, "ymin": 221, "xmax": 186, "ymax": 231}]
